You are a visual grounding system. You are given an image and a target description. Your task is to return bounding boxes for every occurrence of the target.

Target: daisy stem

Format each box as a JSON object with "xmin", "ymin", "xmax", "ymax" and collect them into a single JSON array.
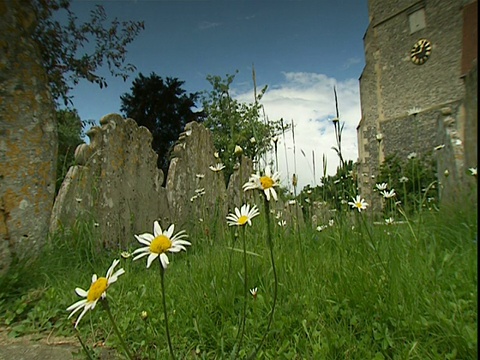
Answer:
[
  {"xmin": 102, "ymin": 299, "xmax": 134, "ymax": 360},
  {"xmin": 159, "ymin": 263, "xmax": 176, "ymax": 360},
  {"xmin": 75, "ymin": 329, "xmax": 95, "ymax": 360},
  {"xmin": 248, "ymin": 197, "xmax": 278, "ymax": 360},
  {"xmin": 234, "ymin": 226, "xmax": 248, "ymax": 358}
]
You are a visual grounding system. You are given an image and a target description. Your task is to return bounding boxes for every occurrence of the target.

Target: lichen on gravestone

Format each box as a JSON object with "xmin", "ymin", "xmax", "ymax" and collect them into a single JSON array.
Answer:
[{"xmin": 1, "ymin": 0, "xmax": 57, "ymax": 275}]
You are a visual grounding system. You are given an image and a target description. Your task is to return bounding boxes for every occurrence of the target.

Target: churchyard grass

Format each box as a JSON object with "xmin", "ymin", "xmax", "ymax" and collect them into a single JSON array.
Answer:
[{"xmin": 0, "ymin": 199, "xmax": 477, "ymax": 359}]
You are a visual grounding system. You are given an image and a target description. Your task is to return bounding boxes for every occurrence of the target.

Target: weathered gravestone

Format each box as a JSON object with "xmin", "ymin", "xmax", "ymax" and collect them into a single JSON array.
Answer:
[
  {"xmin": 166, "ymin": 121, "xmax": 228, "ymax": 230},
  {"xmin": 50, "ymin": 114, "xmax": 170, "ymax": 251},
  {"xmin": 1, "ymin": 0, "xmax": 57, "ymax": 275},
  {"xmin": 226, "ymin": 154, "xmax": 255, "ymax": 211},
  {"xmin": 51, "ymin": 117, "xmax": 294, "ymax": 247}
]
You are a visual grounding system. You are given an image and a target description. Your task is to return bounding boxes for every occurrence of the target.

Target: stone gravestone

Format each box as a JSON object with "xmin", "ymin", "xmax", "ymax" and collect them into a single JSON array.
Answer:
[
  {"xmin": 50, "ymin": 114, "xmax": 170, "ymax": 251},
  {"xmin": 226, "ymin": 154, "xmax": 255, "ymax": 211},
  {"xmin": 0, "ymin": 1, "xmax": 57, "ymax": 275},
  {"xmin": 166, "ymin": 121, "xmax": 228, "ymax": 232}
]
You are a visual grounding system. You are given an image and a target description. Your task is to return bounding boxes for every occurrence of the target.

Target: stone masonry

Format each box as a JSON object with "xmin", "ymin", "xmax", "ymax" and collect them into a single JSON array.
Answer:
[
  {"xmin": 357, "ymin": 0, "xmax": 475, "ymax": 209},
  {"xmin": 0, "ymin": 0, "xmax": 57, "ymax": 275}
]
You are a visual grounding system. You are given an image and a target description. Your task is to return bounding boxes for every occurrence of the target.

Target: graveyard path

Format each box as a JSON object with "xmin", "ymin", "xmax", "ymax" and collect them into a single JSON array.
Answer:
[{"xmin": 0, "ymin": 327, "xmax": 119, "ymax": 359}]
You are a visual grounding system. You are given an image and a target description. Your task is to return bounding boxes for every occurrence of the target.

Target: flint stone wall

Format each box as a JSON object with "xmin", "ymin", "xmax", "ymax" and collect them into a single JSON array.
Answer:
[
  {"xmin": 50, "ymin": 114, "xmax": 169, "ymax": 250},
  {"xmin": 436, "ymin": 62, "xmax": 478, "ymax": 205},
  {"xmin": 0, "ymin": 0, "xmax": 57, "ymax": 275}
]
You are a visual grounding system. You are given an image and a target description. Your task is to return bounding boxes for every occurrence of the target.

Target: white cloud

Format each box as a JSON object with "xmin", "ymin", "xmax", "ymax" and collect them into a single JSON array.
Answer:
[
  {"xmin": 198, "ymin": 21, "xmax": 221, "ymax": 30},
  {"xmin": 235, "ymin": 71, "xmax": 361, "ymax": 192}
]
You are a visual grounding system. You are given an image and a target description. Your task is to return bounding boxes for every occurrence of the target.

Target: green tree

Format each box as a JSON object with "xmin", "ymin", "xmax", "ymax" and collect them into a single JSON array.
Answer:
[
  {"xmin": 32, "ymin": 0, "xmax": 144, "ymax": 105},
  {"xmin": 55, "ymin": 109, "xmax": 84, "ymax": 193},
  {"xmin": 201, "ymin": 72, "xmax": 284, "ymax": 181},
  {"xmin": 120, "ymin": 73, "xmax": 202, "ymax": 181}
]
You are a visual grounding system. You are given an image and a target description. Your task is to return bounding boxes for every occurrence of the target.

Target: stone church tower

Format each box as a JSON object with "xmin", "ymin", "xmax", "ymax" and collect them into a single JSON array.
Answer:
[{"xmin": 356, "ymin": 0, "xmax": 477, "ymax": 207}]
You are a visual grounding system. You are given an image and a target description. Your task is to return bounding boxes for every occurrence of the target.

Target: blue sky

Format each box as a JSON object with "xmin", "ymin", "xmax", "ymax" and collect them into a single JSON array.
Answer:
[{"xmin": 64, "ymin": 0, "xmax": 369, "ymax": 190}]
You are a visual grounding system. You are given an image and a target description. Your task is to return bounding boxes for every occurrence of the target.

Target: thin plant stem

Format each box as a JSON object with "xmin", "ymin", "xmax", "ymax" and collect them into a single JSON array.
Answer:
[
  {"xmin": 358, "ymin": 212, "xmax": 388, "ymax": 275},
  {"xmin": 75, "ymin": 328, "xmax": 95, "ymax": 360},
  {"xmin": 248, "ymin": 198, "xmax": 278, "ymax": 360},
  {"xmin": 102, "ymin": 299, "xmax": 134, "ymax": 360},
  {"xmin": 159, "ymin": 263, "xmax": 176, "ymax": 360},
  {"xmin": 234, "ymin": 226, "xmax": 248, "ymax": 359}
]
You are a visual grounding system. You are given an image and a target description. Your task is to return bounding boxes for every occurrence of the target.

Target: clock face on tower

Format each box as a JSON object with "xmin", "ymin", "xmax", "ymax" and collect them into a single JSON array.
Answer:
[{"xmin": 410, "ymin": 39, "xmax": 432, "ymax": 65}]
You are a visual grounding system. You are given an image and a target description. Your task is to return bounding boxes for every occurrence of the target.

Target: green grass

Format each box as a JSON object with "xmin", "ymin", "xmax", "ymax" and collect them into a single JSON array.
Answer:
[{"xmin": 0, "ymin": 202, "xmax": 477, "ymax": 359}]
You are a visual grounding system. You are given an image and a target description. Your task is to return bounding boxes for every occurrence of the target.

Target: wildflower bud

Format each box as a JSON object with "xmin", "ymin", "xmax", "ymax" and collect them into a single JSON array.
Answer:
[
  {"xmin": 292, "ymin": 173, "xmax": 298, "ymax": 187},
  {"xmin": 141, "ymin": 311, "xmax": 148, "ymax": 320},
  {"xmin": 376, "ymin": 133, "xmax": 383, "ymax": 142},
  {"xmin": 234, "ymin": 145, "xmax": 243, "ymax": 156},
  {"xmin": 121, "ymin": 251, "xmax": 131, "ymax": 259},
  {"xmin": 444, "ymin": 169, "xmax": 449, "ymax": 177},
  {"xmin": 332, "ymin": 117, "xmax": 339, "ymax": 123},
  {"xmin": 250, "ymin": 137, "xmax": 256, "ymax": 144}
]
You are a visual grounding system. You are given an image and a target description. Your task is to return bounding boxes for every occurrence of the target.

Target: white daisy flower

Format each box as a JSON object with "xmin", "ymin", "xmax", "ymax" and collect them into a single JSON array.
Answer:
[
  {"xmin": 243, "ymin": 166, "xmax": 280, "ymax": 201},
  {"xmin": 250, "ymin": 287, "xmax": 258, "ymax": 299},
  {"xmin": 375, "ymin": 183, "xmax": 388, "ymax": 191},
  {"xmin": 209, "ymin": 163, "xmax": 225, "ymax": 172},
  {"xmin": 385, "ymin": 217, "xmax": 395, "ymax": 225},
  {"xmin": 132, "ymin": 221, "xmax": 190, "ymax": 269},
  {"xmin": 381, "ymin": 189, "xmax": 396, "ymax": 198},
  {"xmin": 407, "ymin": 152, "xmax": 417, "ymax": 160},
  {"xmin": 468, "ymin": 167, "xmax": 477, "ymax": 176},
  {"xmin": 399, "ymin": 176, "xmax": 409, "ymax": 183},
  {"xmin": 226, "ymin": 204, "xmax": 260, "ymax": 226},
  {"xmin": 66, "ymin": 259, "xmax": 125, "ymax": 328},
  {"xmin": 348, "ymin": 195, "xmax": 369, "ymax": 212},
  {"xmin": 407, "ymin": 107, "xmax": 421, "ymax": 116}
]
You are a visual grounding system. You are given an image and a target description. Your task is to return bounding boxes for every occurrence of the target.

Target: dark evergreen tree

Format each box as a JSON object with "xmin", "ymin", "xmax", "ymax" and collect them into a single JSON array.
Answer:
[
  {"xmin": 120, "ymin": 73, "xmax": 202, "ymax": 181},
  {"xmin": 55, "ymin": 109, "xmax": 85, "ymax": 193}
]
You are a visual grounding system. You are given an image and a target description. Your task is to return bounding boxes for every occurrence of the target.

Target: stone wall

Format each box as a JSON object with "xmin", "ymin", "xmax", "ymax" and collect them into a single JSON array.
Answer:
[
  {"xmin": 0, "ymin": 0, "xmax": 57, "ymax": 275},
  {"xmin": 462, "ymin": 61, "xmax": 477, "ymax": 172},
  {"xmin": 357, "ymin": 0, "xmax": 471, "ymax": 209},
  {"xmin": 436, "ymin": 62, "xmax": 477, "ymax": 205}
]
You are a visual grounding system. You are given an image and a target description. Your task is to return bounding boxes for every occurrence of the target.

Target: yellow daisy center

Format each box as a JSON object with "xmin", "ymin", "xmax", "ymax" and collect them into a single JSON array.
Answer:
[
  {"xmin": 238, "ymin": 215, "xmax": 249, "ymax": 225},
  {"xmin": 260, "ymin": 176, "xmax": 274, "ymax": 189},
  {"xmin": 150, "ymin": 235, "xmax": 172, "ymax": 254},
  {"xmin": 87, "ymin": 277, "xmax": 108, "ymax": 302},
  {"xmin": 355, "ymin": 202, "xmax": 362, "ymax": 208}
]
